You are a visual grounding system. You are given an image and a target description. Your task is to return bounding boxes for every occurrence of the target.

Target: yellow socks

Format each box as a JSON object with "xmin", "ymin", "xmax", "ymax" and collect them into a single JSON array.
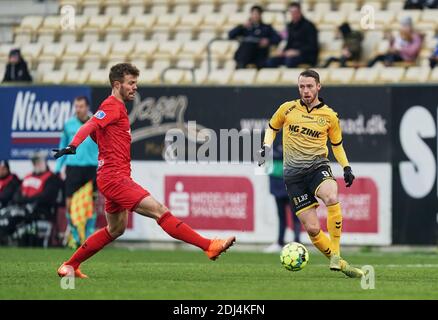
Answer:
[
  {"xmin": 310, "ymin": 230, "xmax": 333, "ymax": 258},
  {"xmin": 327, "ymin": 202, "xmax": 342, "ymax": 255}
]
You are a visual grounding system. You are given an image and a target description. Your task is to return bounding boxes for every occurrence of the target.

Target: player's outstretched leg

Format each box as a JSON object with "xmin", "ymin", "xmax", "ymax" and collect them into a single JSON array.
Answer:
[
  {"xmin": 57, "ymin": 211, "xmax": 126, "ymax": 278},
  {"xmin": 135, "ymin": 196, "xmax": 236, "ymax": 260}
]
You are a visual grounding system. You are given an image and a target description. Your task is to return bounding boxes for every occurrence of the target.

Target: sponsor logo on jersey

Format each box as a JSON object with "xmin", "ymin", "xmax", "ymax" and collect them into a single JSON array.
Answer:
[{"xmin": 94, "ymin": 110, "xmax": 106, "ymax": 119}]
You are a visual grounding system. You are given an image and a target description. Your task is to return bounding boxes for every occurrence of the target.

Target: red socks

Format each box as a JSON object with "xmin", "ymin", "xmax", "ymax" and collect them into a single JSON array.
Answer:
[
  {"xmin": 66, "ymin": 227, "xmax": 114, "ymax": 269},
  {"xmin": 65, "ymin": 212, "xmax": 211, "ymax": 270},
  {"xmin": 158, "ymin": 211, "xmax": 211, "ymax": 251}
]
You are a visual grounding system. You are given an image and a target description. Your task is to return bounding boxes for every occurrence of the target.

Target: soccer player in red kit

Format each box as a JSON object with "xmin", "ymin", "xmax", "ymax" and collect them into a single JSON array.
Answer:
[{"xmin": 55, "ymin": 63, "xmax": 236, "ymax": 278}]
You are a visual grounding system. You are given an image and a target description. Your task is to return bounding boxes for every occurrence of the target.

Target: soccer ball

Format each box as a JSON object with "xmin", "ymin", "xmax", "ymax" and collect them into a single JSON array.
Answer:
[{"xmin": 280, "ymin": 242, "xmax": 309, "ymax": 271}]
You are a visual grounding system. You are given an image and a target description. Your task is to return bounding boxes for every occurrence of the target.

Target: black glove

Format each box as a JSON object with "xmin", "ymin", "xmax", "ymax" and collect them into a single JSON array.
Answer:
[
  {"xmin": 257, "ymin": 145, "xmax": 271, "ymax": 166},
  {"xmin": 343, "ymin": 166, "xmax": 355, "ymax": 187},
  {"xmin": 52, "ymin": 145, "xmax": 76, "ymax": 159}
]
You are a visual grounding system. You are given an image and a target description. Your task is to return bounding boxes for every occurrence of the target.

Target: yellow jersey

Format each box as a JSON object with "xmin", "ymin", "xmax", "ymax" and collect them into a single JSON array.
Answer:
[{"xmin": 268, "ymin": 98, "xmax": 344, "ymax": 178}]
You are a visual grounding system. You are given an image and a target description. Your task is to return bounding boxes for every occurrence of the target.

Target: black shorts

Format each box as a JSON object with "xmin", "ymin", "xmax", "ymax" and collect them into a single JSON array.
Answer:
[
  {"xmin": 285, "ymin": 165, "xmax": 335, "ymax": 215},
  {"xmin": 65, "ymin": 165, "xmax": 97, "ymax": 197}
]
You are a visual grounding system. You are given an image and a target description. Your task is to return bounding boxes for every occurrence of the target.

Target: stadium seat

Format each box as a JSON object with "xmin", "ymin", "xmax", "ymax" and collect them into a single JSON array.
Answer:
[
  {"xmin": 196, "ymin": 1, "xmax": 216, "ymax": 14},
  {"xmin": 0, "ymin": 43, "xmax": 16, "ymax": 62},
  {"xmin": 230, "ymin": 69, "xmax": 257, "ymax": 85},
  {"xmin": 42, "ymin": 70, "xmax": 66, "ymax": 84},
  {"xmin": 81, "ymin": 0, "xmax": 102, "ymax": 16},
  {"xmin": 37, "ymin": 16, "xmax": 61, "ymax": 44},
  {"xmin": 14, "ymin": 15, "xmax": 44, "ymax": 43},
  {"xmin": 173, "ymin": 2, "xmax": 193, "ymax": 14},
  {"xmin": 278, "ymin": 68, "xmax": 305, "ymax": 85},
  {"xmin": 20, "ymin": 43, "xmax": 43, "ymax": 63},
  {"xmin": 205, "ymin": 69, "xmax": 233, "ymax": 84},
  {"xmin": 82, "ymin": 15, "xmax": 111, "ymax": 42},
  {"xmin": 129, "ymin": 15, "xmax": 157, "ymax": 41},
  {"xmin": 88, "ymin": 69, "xmax": 110, "ymax": 84},
  {"xmin": 378, "ymin": 67, "xmax": 405, "ymax": 83},
  {"xmin": 353, "ymin": 67, "xmax": 380, "ymax": 84},
  {"xmin": 337, "ymin": 1, "xmax": 359, "ymax": 14},
  {"xmin": 106, "ymin": 15, "xmax": 134, "ymax": 42},
  {"xmin": 149, "ymin": 2, "xmax": 170, "ymax": 15},
  {"xmin": 328, "ymin": 68, "xmax": 356, "ymax": 84},
  {"xmin": 255, "ymin": 68, "xmax": 281, "ymax": 85},
  {"xmin": 403, "ymin": 67, "xmax": 431, "ymax": 83},
  {"xmin": 421, "ymin": 9, "xmax": 438, "ymax": 26},
  {"xmin": 192, "ymin": 69, "xmax": 208, "ymax": 84},
  {"xmin": 219, "ymin": 2, "xmax": 240, "ymax": 14},
  {"xmin": 162, "ymin": 69, "xmax": 191, "ymax": 84},
  {"xmin": 386, "ymin": 0, "xmax": 405, "ymax": 12},
  {"xmin": 137, "ymin": 68, "xmax": 161, "ymax": 84},
  {"xmin": 104, "ymin": 0, "xmax": 125, "ymax": 16},
  {"xmin": 151, "ymin": 58, "xmax": 173, "ymax": 72},
  {"xmin": 155, "ymin": 41, "xmax": 182, "ymax": 59},
  {"xmin": 60, "ymin": 42, "xmax": 89, "ymax": 71},
  {"xmin": 126, "ymin": 1, "xmax": 146, "ymax": 16},
  {"xmin": 109, "ymin": 41, "xmax": 136, "ymax": 62},
  {"xmin": 82, "ymin": 42, "xmax": 112, "ymax": 71},
  {"xmin": 430, "ymin": 67, "xmax": 438, "ymax": 82}
]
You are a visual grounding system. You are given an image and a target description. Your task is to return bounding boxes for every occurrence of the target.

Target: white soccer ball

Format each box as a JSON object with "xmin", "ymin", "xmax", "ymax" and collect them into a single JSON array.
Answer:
[{"xmin": 280, "ymin": 242, "xmax": 309, "ymax": 271}]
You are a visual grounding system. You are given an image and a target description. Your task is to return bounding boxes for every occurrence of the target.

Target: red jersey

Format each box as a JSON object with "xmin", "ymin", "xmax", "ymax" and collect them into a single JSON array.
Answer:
[{"xmin": 71, "ymin": 95, "xmax": 131, "ymax": 178}]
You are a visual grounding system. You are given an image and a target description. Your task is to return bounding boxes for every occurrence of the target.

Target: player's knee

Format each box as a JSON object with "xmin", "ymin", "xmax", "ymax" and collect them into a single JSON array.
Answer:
[
  {"xmin": 306, "ymin": 226, "xmax": 320, "ymax": 237},
  {"xmin": 320, "ymin": 193, "xmax": 338, "ymax": 206},
  {"xmin": 108, "ymin": 225, "xmax": 126, "ymax": 238}
]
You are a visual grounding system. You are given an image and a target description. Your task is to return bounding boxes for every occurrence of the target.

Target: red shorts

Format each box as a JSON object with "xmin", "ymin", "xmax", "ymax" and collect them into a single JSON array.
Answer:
[{"xmin": 97, "ymin": 176, "xmax": 150, "ymax": 214}]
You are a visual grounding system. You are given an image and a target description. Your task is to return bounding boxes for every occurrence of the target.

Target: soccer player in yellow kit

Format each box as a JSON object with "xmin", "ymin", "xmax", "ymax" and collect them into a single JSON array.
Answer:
[{"xmin": 259, "ymin": 70, "xmax": 363, "ymax": 278}]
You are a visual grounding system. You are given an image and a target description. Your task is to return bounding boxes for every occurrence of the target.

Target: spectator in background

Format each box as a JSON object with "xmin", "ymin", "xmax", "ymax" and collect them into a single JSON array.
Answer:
[
  {"xmin": 55, "ymin": 96, "xmax": 98, "ymax": 248},
  {"xmin": 266, "ymin": 2, "xmax": 318, "ymax": 68},
  {"xmin": 322, "ymin": 22, "xmax": 363, "ymax": 68},
  {"xmin": 2, "ymin": 49, "xmax": 32, "ymax": 83},
  {"xmin": 13, "ymin": 151, "xmax": 60, "ymax": 221},
  {"xmin": 429, "ymin": 42, "xmax": 438, "ymax": 68},
  {"xmin": 264, "ymin": 143, "xmax": 301, "ymax": 253},
  {"xmin": 404, "ymin": 0, "xmax": 438, "ymax": 9},
  {"xmin": 367, "ymin": 17, "xmax": 422, "ymax": 67},
  {"xmin": 228, "ymin": 5, "xmax": 281, "ymax": 69},
  {"xmin": 0, "ymin": 161, "xmax": 20, "ymax": 208}
]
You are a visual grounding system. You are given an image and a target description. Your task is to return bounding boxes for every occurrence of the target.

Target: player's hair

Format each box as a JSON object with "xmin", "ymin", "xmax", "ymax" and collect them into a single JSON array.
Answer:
[
  {"xmin": 109, "ymin": 63, "xmax": 140, "ymax": 87},
  {"xmin": 74, "ymin": 95, "xmax": 89, "ymax": 106},
  {"xmin": 289, "ymin": 2, "xmax": 301, "ymax": 10},
  {"xmin": 299, "ymin": 69, "xmax": 320, "ymax": 84},
  {"xmin": 250, "ymin": 5, "xmax": 263, "ymax": 13}
]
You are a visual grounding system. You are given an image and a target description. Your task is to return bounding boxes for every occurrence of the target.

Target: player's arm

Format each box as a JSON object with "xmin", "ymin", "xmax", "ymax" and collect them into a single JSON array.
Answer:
[
  {"xmin": 328, "ymin": 112, "xmax": 355, "ymax": 187},
  {"xmin": 53, "ymin": 104, "xmax": 120, "ymax": 159},
  {"xmin": 258, "ymin": 102, "xmax": 288, "ymax": 166}
]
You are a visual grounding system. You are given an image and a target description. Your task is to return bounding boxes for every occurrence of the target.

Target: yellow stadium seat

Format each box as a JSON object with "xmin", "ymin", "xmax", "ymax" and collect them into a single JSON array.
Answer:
[
  {"xmin": 162, "ymin": 69, "xmax": 189, "ymax": 84},
  {"xmin": 131, "ymin": 41, "xmax": 159, "ymax": 59},
  {"xmin": 206, "ymin": 69, "xmax": 233, "ymax": 84},
  {"xmin": 42, "ymin": 70, "xmax": 66, "ymax": 84},
  {"xmin": 278, "ymin": 68, "xmax": 305, "ymax": 85},
  {"xmin": 230, "ymin": 69, "xmax": 257, "ymax": 85},
  {"xmin": 20, "ymin": 43, "xmax": 43, "ymax": 62},
  {"xmin": 60, "ymin": 42, "xmax": 89, "ymax": 71},
  {"xmin": 106, "ymin": 15, "xmax": 133, "ymax": 42},
  {"xmin": 353, "ymin": 67, "xmax": 380, "ymax": 83},
  {"xmin": 82, "ymin": 0, "xmax": 102, "ymax": 16},
  {"xmin": 378, "ymin": 67, "xmax": 406, "ymax": 83},
  {"xmin": 88, "ymin": 69, "xmax": 110, "ymax": 84},
  {"xmin": 255, "ymin": 68, "xmax": 281, "ymax": 85},
  {"xmin": 403, "ymin": 66, "xmax": 431, "ymax": 83},
  {"xmin": 429, "ymin": 67, "xmax": 438, "ymax": 82},
  {"xmin": 138, "ymin": 68, "xmax": 161, "ymax": 84},
  {"xmin": 328, "ymin": 68, "xmax": 356, "ymax": 84}
]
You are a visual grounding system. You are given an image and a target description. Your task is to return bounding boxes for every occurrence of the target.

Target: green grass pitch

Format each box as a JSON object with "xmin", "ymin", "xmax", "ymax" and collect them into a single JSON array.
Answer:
[{"xmin": 1, "ymin": 247, "xmax": 437, "ymax": 299}]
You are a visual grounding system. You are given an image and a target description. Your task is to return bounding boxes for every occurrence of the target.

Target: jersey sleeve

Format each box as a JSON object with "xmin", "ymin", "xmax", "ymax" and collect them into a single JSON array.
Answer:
[
  {"xmin": 91, "ymin": 103, "xmax": 120, "ymax": 129},
  {"xmin": 269, "ymin": 102, "xmax": 290, "ymax": 131},
  {"xmin": 328, "ymin": 111, "xmax": 343, "ymax": 145}
]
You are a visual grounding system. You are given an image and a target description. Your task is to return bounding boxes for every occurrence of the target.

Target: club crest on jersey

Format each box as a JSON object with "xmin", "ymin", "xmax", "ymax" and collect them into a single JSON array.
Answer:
[
  {"xmin": 94, "ymin": 110, "xmax": 106, "ymax": 119},
  {"xmin": 317, "ymin": 117, "xmax": 327, "ymax": 127}
]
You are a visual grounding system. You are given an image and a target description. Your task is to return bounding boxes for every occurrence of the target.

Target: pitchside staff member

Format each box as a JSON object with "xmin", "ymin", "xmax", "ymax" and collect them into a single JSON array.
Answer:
[
  {"xmin": 259, "ymin": 69, "xmax": 364, "ymax": 278},
  {"xmin": 55, "ymin": 96, "xmax": 98, "ymax": 247}
]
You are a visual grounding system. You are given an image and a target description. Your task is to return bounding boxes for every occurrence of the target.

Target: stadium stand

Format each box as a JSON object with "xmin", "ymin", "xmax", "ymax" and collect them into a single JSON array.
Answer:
[{"xmin": 0, "ymin": 0, "xmax": 437, "ymax": 84}]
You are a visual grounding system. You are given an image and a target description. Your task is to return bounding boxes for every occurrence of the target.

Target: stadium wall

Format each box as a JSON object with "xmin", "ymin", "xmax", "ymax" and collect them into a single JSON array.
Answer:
[{"xmin": 0, "ymin": 85, "xmax": 437, "ymax": 245}]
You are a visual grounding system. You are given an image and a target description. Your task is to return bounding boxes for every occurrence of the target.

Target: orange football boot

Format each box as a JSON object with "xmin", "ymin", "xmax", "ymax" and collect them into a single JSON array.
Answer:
[
  {"xmin": 57, "ymin": 262, "xmax": 88, "ymax": 278},
  {"xmin": 205, "ymin": 236, "xmax": 236, "ymax": 260}
]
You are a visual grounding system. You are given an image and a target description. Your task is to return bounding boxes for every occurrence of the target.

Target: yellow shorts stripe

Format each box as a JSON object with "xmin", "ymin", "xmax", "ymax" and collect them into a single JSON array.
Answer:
[
  {"xmin": 295, "ymin": 202, "xmax": 319, "ymax": 216},
  {"xmin": 314, "ymin": 177, "xmax": 336, "ymax": 197}
]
